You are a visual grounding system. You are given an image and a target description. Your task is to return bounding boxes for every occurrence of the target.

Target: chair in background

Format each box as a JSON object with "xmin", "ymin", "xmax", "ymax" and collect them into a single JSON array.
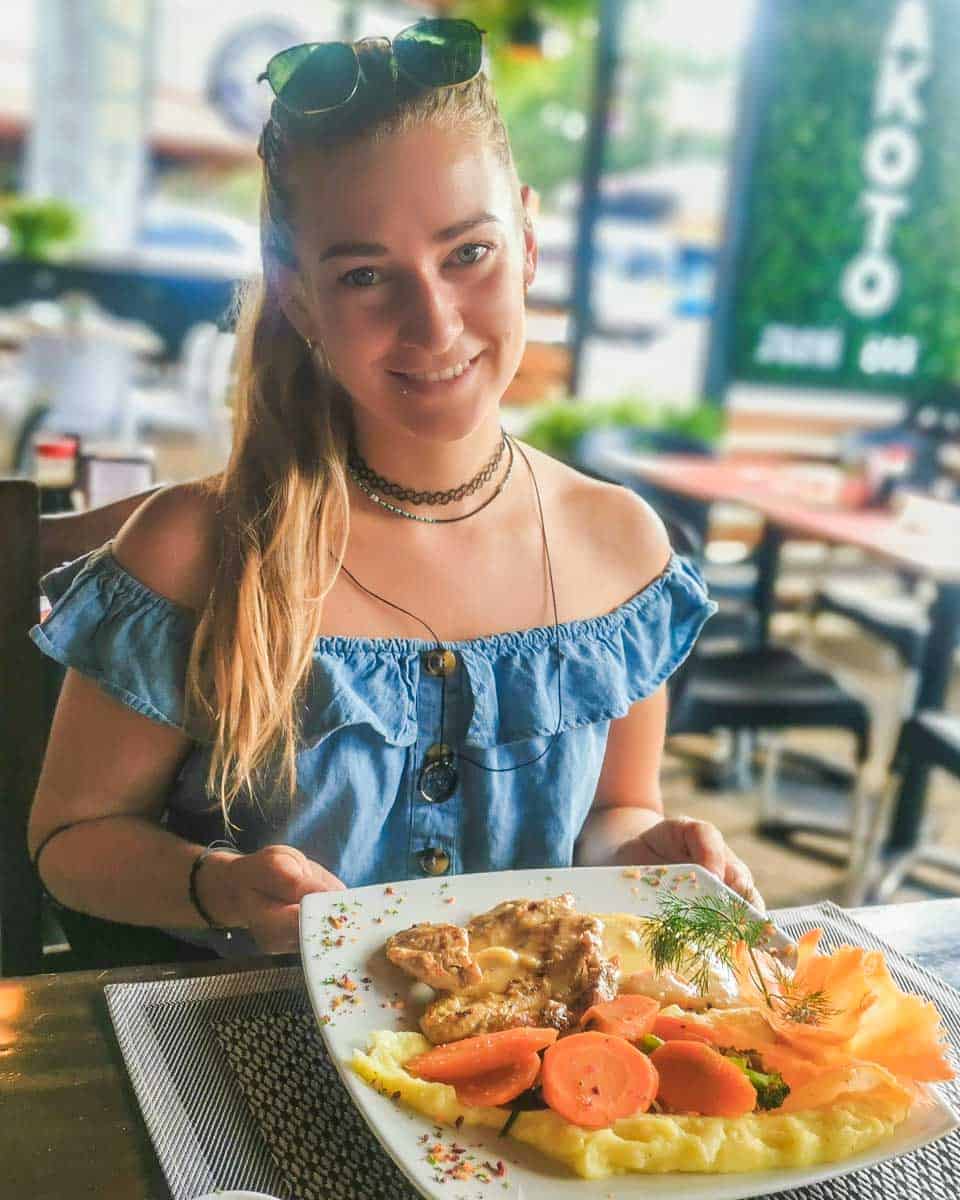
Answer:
[
  {"xmin": 0, "ymin": 478, "xmax": 217, "ymax": 976},
  {"xmin": 583, "ymin": 463, "xmax": 873, "ymax": 854},
  {"xmin": 847, "ymin": 708, "xmax": 960, "ymax": 905},
  {"xmin": 808, "ymin": 574, "xmax": 930, "ymax": 716},
  {"xmin": 131, "ymin": 320, "xmax": 236, "ymax": 440}
]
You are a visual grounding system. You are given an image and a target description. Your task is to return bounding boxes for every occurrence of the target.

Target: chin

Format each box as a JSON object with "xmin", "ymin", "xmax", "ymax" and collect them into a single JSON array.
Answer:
[{"xmin": 365, "ymin": 388, "xmax": 502, "ymax": 445}]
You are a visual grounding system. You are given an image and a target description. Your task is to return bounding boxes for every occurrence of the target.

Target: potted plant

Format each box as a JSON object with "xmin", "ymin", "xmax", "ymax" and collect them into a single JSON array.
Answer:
[
  {"xmin": 520, "ymin": 395, "xmax": 725, "ymax": 462},
  {"xmin": 0, "ymin": 196, "xmax": 80, "ymax": 261}
]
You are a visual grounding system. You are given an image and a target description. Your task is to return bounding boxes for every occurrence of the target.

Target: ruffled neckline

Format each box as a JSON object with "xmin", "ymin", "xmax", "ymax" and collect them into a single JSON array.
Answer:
[{"xmin": 313, "ymin": 552, "xmax": 687, "ymax": 657}]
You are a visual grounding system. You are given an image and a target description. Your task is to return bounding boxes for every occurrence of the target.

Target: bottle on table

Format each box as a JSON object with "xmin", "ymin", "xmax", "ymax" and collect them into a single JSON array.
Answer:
[{"xmin": 33, "ymin": 434, "xmax": 80, "ymax": 514}]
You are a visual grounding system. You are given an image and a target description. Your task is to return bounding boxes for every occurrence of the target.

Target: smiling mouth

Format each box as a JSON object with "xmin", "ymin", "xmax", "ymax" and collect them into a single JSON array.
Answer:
[{"xmin": 389, "ymin": 354, "xmax": 481, "ymax": 384}]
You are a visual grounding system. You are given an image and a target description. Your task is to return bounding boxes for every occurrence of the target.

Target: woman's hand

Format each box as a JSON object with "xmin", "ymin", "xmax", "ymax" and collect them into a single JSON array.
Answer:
[
  {"xmin": 619, "ymin": 816, "xmax": 765, "ymax": 911},
  {"xmin": 201, "ymin": 844, "xmax": 346, "ymax": 954}
]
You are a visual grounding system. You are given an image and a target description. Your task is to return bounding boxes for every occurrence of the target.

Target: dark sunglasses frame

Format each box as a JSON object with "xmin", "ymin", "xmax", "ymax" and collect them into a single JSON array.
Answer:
[{"xmin": 257, "ymin": 18, "xmax": 486, "ymax": 118}]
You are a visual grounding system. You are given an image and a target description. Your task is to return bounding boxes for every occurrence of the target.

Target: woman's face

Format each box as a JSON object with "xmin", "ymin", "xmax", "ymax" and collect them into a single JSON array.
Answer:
[{"xmin": 281, "ymin": 122, "xmax": 537, "ymax": 442}]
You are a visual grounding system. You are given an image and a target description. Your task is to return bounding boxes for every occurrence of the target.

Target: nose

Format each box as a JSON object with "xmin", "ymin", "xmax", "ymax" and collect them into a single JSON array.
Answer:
[{"xmin": 396, "ymin": 274, "xmax": 464, "ymax": 355}]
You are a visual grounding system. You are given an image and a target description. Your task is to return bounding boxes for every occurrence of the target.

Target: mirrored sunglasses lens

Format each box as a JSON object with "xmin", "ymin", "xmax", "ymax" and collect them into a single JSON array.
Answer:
[
  {"xmin": 268, "ymin": 42, "xmax": 358, "ymax": 112},
  {"xmin": 394, "ymin": 20, "xmax": 481, "ymax": 87}
]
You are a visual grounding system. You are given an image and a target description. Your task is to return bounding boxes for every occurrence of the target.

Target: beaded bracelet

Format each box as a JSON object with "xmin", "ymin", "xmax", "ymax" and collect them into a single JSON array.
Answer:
[{"xmin": 188, "ymin": 840, "xmax": 239, "ymax": 938}]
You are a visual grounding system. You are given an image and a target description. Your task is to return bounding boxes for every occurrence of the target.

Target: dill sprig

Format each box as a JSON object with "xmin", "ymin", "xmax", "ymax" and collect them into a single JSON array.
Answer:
[
  {"xmin": 768, "ymin": 959, "xmax": 839, "ymax": 1025},
  {"xmin": 642, "ymin": 893, "xmax": 835, "ymax": 1026},
  {"xmin": 643, "ymin": 892, "xmax": 770, "ymax": 994}
]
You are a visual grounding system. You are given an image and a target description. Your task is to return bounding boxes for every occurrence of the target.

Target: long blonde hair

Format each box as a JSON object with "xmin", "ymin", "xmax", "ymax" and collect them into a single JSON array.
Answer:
[{"xmin": 185, "ymin": 58, "xmax": 520, "ymax": 823}]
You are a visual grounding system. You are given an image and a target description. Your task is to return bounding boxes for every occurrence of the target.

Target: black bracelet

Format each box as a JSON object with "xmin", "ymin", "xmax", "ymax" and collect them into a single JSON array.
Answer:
[{"xmin": 188, "ymin": 840, "xmax": 239, "ymax": 937}]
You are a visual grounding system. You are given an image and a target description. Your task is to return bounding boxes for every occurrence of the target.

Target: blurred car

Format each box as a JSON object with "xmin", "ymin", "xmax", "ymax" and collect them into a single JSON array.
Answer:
[{"xmin": 134, "ymin": 201, "xmax": 260, "ymax": 277}]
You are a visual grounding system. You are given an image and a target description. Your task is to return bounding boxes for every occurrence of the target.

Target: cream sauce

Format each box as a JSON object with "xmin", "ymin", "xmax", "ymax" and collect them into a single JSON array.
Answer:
[{"xmin": 462, "ymin": 911, "xmax": 741, "ymax": 1008}]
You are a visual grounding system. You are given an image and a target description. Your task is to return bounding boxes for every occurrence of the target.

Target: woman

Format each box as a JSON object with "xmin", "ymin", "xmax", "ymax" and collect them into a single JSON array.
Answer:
[{"xmin": 27, "ymin": 20, "xmax": 761, "ymax": 957}]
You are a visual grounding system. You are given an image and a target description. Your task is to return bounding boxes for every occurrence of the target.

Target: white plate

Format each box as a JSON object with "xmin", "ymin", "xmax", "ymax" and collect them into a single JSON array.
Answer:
[
  {"xmin": 300, "ymin": 864, "xmax": 958, "ymax": 1200},
  {"xmin": 191, "ymin": 1193, "xmax": 283, "ymax": 1199}
]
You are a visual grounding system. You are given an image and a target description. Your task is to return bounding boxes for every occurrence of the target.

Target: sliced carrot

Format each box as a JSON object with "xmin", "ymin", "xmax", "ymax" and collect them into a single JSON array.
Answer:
[
  {"xmin": 454, "ymin": 1052, "xmax": 541, "ymax": 1108},
  {"xmin": 407, "ymin": 1027, "xmax": 559, "ymax": 1083},
  {"xmin": 651, "ymin": 1012, "xmax": 721, "ymax": 1045},
  {"xmin": 650, "ymin": 1039, "xmax": 757, "ymax": 1117},
  {"xmin": 579, "ymin": 995, "xmax": 660, "ymax": 1041},
  {"xmin": 540, "ymin": 1031, "xmax": 659, "ymax": 1129}
]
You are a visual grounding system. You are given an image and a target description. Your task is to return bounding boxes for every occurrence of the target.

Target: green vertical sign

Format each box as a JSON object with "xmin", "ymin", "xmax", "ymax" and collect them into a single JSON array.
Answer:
[{"xmin": 728, "ymin": 0, "xmax": 960, "ymax": 395}]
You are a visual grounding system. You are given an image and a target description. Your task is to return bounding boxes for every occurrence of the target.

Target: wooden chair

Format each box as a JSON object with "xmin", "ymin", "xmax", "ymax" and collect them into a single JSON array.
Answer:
[{"xmin": 0, "ymin": 479, "xmax": 217, "ymax": 976}]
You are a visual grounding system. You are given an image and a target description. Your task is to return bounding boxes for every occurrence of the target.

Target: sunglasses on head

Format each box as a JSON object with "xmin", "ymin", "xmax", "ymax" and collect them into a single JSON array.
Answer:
[{"xmin": 257, "ymin": 18, "xmax": 486, "ymax": 118}]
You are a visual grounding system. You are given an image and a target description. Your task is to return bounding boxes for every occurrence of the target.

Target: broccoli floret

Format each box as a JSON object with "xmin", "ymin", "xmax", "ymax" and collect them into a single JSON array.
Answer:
[
  {"xmin": 720, "ymin": 1049, "xmax": 791, "ymax": 1111},
  {"xmin": 743, "ymin": 1066, "xmax": 791, "ymax": 1111}
]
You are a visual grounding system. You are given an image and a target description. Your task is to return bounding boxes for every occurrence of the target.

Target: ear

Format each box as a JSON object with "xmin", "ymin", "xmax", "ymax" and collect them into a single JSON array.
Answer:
[
  {"xmin": 274, "ymin": 264, "xmax": 315, "ymax": 343},
  {"xmin": 519, "ymin": 183, "xmax": 539, "ymax": 290}
]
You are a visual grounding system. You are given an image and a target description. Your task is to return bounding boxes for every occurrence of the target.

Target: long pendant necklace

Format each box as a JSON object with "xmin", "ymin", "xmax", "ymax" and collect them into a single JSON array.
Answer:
[
  {"xmin": 338, "ymin": 439, "xmax": 564, "ymax": 801},
  {"xmin": 347, "ymin": 431, "xmax": 514, "ymax": 524}
]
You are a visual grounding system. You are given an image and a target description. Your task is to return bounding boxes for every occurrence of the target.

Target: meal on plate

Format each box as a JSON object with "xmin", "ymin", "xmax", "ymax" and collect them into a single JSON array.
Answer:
[{"xmin": 351, "ymin": 892, "xmax": 956, "ymax": 1179}]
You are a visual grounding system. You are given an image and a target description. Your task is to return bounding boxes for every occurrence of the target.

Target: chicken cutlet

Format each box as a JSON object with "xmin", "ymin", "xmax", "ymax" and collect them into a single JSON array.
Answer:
[{"xmin": 386, "ymin": 894, "xmax": 620, "ymax": 1043}]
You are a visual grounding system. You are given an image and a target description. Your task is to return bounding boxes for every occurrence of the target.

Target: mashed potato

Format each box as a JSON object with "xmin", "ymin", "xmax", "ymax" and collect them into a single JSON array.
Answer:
[{"xmin": 352, "ymin": 1030, "xmax": 912, "ymax": 1179}]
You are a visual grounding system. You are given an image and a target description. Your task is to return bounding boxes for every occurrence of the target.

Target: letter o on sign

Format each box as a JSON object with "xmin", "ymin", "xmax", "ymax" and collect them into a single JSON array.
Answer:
[
  {"xmin": 841, "ymin": 252, "xmax": 901, "ymax": 318},
  {"xmin": 864, "ymin": 126, "xmax": 921, "ymax": 189}
]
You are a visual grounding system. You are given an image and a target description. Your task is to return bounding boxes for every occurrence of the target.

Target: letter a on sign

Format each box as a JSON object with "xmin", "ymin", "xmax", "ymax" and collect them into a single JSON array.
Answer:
[{"xmin": 876, "ymin": 1, "xmax": 932, "ymax": 123}]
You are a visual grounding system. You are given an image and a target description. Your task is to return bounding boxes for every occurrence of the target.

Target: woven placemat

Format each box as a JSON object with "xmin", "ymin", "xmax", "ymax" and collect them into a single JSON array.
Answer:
[{"xmin": 106, "ymin": 903, "xmax": 960, "ymax": 1200}]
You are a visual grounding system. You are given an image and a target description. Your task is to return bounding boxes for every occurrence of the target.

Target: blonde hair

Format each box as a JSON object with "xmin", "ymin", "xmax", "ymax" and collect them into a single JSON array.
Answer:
[{"xmin": 185, "ymin": 63, "xmax": 520, "ymax": 824}]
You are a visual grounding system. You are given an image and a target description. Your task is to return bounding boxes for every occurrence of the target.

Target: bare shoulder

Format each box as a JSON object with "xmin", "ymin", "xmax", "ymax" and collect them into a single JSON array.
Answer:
[
  {"xmin": 113, "ymin": 476, "xmax": 222, "ymax": 611},
  {"xmin": 521, "ymin": 442, "xmax": 672, "ymax": 602}
]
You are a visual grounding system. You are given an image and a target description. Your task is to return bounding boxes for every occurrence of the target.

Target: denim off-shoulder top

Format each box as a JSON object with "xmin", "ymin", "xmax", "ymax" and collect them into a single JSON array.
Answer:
[{"xmin": 31, "ymin": 542, "xmax": 715, "ymax": 955}]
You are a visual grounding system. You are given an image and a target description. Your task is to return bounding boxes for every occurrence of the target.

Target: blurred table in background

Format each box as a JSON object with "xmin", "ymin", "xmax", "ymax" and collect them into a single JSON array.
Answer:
[{"xmin": 601, "ymin": 451, "xmax": 960, "ymax": 712}]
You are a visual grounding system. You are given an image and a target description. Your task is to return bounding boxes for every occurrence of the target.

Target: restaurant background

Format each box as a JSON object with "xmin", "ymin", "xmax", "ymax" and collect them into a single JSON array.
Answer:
[{"xmin": 1, "ymin": 0, "xmax": 958, "ymax": 913}]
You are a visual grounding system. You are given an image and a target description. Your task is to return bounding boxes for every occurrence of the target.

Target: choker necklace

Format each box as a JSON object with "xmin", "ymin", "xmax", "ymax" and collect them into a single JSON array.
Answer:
[
  {"xmin": 349, "ymin": 430, "xmax": 506, "ymax": 505},
  {"xmin": 338, "ymin": 439, "xmax": 563, "ymax": 804},
  {"xmin": 350, "ymin": 435, "xmax": 515, "ymax": 524}
]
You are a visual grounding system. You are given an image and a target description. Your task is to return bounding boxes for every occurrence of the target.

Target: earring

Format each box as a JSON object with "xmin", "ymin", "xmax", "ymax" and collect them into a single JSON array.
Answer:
[{"xmin": 305, "ymin": 336, "xmax": 315, "ymax": 352}]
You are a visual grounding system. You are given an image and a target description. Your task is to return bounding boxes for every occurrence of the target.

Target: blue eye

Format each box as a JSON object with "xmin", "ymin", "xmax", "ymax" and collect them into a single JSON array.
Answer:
[
  {"xmin": 454, "ymin": 243, "xmax": 490, "ymax": 265},
  {"xmin": 341, "ymin": 266, "xmax": 379, "ymax": 288}
]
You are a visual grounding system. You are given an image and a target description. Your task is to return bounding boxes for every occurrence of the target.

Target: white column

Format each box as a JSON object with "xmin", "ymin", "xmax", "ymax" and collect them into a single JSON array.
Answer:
[{"xmin": 24, "ymin": 0, "xmax": 156, "ymax": 257}]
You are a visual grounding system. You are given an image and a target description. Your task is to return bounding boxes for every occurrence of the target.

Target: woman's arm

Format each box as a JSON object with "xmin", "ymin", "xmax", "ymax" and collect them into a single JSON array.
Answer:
[
  {"xmin": 28, "ymin": 484, "xmax": 343, "ymax": 952},
  {"xmin": 574, "ymin": 678, "xmax": 763, "ymax": 907}
]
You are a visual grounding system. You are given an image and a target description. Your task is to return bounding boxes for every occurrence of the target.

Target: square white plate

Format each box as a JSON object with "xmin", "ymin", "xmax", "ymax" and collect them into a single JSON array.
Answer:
[{"xmin": 300, "ymin": 864, "xmax": 958, "ymax": 1200}]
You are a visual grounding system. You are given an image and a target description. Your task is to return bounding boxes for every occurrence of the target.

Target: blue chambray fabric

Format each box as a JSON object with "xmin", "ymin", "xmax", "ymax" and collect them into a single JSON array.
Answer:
[{"xmin": 31, "ymin": 542, "xmax": 716, "ymax": 953}]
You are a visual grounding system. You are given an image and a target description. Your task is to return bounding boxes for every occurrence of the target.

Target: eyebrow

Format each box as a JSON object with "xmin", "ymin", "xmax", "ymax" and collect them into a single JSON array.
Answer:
[{"xmin": 317, "ymin": 213, "xmax": 503, "ymax": 262}]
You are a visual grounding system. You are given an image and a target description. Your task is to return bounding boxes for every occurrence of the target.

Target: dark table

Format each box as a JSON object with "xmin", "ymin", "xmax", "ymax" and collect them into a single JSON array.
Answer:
[{"xmin": 3, "ymin": 899, "xmax": 959, "ymax": 1199}]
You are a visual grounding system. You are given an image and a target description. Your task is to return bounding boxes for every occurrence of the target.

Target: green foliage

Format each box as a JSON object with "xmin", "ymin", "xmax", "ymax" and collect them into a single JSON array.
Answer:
[
  {"xmin": 729, "ymin": 0, "xmax": 960, "ymax": 393},
  {"xmin": 0, "ymin": 196, "xmax": 81, "ymax": 260},
  {"xmin": 457, "ymin": 1, "xmax": 671, "ymax": 203},
  {"xmin": 520, "ymin": 394, "xmax": 724, "ymax": 459}
]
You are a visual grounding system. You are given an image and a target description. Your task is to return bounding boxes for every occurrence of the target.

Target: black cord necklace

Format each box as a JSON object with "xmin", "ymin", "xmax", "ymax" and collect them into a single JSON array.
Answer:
[{"xmin": 337, "ymin": 438, "xmax": 564, "ymax": 801}]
